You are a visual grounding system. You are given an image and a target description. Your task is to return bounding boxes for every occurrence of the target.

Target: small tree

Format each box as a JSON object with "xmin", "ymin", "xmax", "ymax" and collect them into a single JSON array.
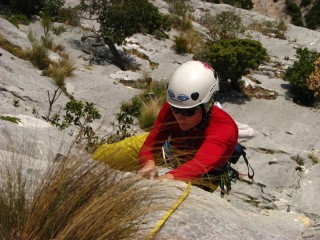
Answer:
[
  {"xmin": 52, "ymin": 100, "xmax": 102, "ymax": 149},
  {"xmin": 199, "ymin": 39, "xmax": 267, "ymax": 90},
  {"xmin": 201, "ymin": 11, "xmax": 245, "ymax": 41},
  {"xmin": 80, "ymin": 0, "xmax": 166, "ymax": 70},
  {"xmin": 284, "ymin": 47, "xmax": 320, "ymax": 105}
]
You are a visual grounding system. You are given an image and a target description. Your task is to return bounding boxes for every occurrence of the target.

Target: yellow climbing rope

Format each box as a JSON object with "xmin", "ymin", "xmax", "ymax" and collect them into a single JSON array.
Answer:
[{"xmin": 145, "ymin": 181, "xmax": 192, "ymax": 240}]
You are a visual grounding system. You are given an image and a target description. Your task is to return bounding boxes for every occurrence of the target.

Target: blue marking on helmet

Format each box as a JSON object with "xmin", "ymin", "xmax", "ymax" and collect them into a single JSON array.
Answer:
[
  {"xmin": 177, "ymin": 94, "xmax": 189, "ymax": 101},
  {"xmin": 168, "ymin": 90, "xmax": 175, "ymax": 98}
]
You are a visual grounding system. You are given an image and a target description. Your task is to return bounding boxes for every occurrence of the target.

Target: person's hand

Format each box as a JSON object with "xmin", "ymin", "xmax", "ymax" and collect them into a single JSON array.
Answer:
[
  {"xmin": 137, "ymin": 160, "xmax": 157, "ymax": 180},
  {"xmin": 156, "ymin": 173, "xmax": 174, "ymax": 181}
]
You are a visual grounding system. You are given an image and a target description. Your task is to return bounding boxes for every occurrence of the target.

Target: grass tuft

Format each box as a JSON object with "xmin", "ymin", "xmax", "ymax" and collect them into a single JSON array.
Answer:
[
  {"xmin": 0, "ymin": 141, "xmax": 158, "ymax": 239},
  {"xmin": 44, "ymin": 58, "xmax": 76, "ymax": 87}
]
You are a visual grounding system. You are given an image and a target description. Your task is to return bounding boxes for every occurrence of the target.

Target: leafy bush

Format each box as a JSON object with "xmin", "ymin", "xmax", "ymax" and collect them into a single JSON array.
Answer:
[
  {"xmin": 52, "ymin": 100, "xmax": 102, "ymax": 149},
  {"xmin": 201, "ymin": 11, "xmax": 245, "ymax": 40},
  {"xmin": 198, "ymin": 39, "xmax": 268, "ymax": 90},
  {"xmin": 284, "ymin": 47, "xmax": 320, "ymax": 105},
  {"xmin": 107, "ymin": 111, "xmax": 137, "ymax": 144},
  {"xmin": 305, "ymin": 2, "xmax": 320, "ymax": 30},
  {"xmin": 285, "ymin": 0, "xmax": 304, "ymax": 27}
]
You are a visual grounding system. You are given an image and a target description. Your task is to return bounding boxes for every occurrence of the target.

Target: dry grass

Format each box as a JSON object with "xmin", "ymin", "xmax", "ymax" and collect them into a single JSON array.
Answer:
[
  {"xmin": 0, "ymin": 141, "xmax": 159, "ymax": 240},
  {"xmin": 139, "ymin": 99, "xmax": 162, "ymax": 131},
  {"xmin": 44, "ymin": 58, "xmax": 76, "ymax": 87},
  {"xmin": 0, "ymin": 34, "xmax": 27, "ymax": 59}
]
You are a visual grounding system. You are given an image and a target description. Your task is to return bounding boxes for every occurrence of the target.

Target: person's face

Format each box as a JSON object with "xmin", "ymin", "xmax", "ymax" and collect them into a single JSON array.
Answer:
[{"xmin": 171, "ymin": 106, "xmax": 203, "ymax": 131}]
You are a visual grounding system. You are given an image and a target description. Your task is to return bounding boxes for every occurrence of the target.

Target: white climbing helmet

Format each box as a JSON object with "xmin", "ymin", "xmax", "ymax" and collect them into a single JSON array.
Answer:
[{"xmin": 166, "ymin": 61, "xmax": 219, "ymax": 108}]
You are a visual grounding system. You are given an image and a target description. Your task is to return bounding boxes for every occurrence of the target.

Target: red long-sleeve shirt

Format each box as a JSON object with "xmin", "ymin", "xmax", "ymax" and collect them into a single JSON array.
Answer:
[{"xmin": 138, "ymin": 102, "xmax": 238, "ymax": 180}]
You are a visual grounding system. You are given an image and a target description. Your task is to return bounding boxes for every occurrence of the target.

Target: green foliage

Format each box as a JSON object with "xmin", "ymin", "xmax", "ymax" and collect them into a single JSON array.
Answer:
[
  {"xmin": 13, "ymin": 99, "xmax": 20, "ymax": 108},
  {"xmin": 308, "ymin": 153, "xmax": 319, "ymax": 165},
  {"xmin": 300, "ymin": 0, "xmax": 312, "ymax": 7},
  {"xmin": 120, "ymin": 81, "xmax": 166, "ymax": 130},
  {"xmin": 2, "ymin": 0, "xmax": 65, "ymax": 17},
  {"xmin": 284, "ymin": 47, "xmax": 320, "ymax": 105},
  {"xmin": 56, "ymin": 6, "xmax": 81, "ymax": 26},
  {"xmin": 305, "ymin": 2, "xmax": 320, "ymax": 30},
  {"xmin": 285, "ymin": 0, "xmax": 304, "ymax": 27},
  {"xmin": 26, "ymin": 41, "xmax": 50, "ymax": 70},
  {"xmin": 90, "ymin": 0, "xmax": 164, "ymax": 45},
  {"xmin": 0, "ymin": 115, "xmax": 21, "ymax": 124},
  {"xmin": 199, "ymin": 39, "xmax": 267, "ymax": 90},
  {"xmin": 166, "ymin": 0, "xmax": 188, "ymax": 17},
  {"xmin": 5, "ymin": 13, "xmax": 30, "ymax": 28},
  {"xmin": 223, "ymin": 0, "xmax": 253, "ymax": 10},
  {"xmin": 174, "ymin": 34, "xmax": 189, "ymax": 54},
  {"xmin": 107, "ymin": 111, "xmax": 137, "ymax": 143},
  {"xmin": 249, "ymin": 19, "xmax": 288, "ymax": 39},
  {"xmin": 52, "ymin": 100, "xmax": 102, "ymax": 148},
  {"xmin": 201, "ymin": 11, "xmax": 245, "ymax": 40},
  {"xmin": 41, "ymin": 0, "xmax": 65, "ymax": 16},
  {"xmin": 52, "ymin": 25, "xmax": 66, "ymax": 36}
]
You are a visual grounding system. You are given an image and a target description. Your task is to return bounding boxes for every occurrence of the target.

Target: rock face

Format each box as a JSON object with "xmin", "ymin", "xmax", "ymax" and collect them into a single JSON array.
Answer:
[{"xmin": 1, "ymin": 0, "xmax": 320, "ymax": 239}]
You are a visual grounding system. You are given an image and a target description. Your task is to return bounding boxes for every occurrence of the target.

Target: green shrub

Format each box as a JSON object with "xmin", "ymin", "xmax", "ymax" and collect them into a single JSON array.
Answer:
[
  {"xmin": 300, "ymin": 0, "xmax": 312, "ymax": 7},
  {"xmin": 201, "ymin": 11, "xmax": 245, "ymax": 40},
  {"xmin": 285, "ymin": 1, "xmax": 304, "ymax": 27},
  {"xmin": 198, "ymin": 39, "xmax": 267, "ymax": 90},
  {"xmin": 5, "ymin": 13, "xmax": 30, "ymax": 28},
  {"xmin": 52, "ymin": 25, "xmax": 66, "ymax": 36},
  {"xmin": 52, "ymin": 100, "xmax": 102, "ymax": 146},
  {"xmin": 249, "ymin": 19, "xmax": 287, "ymax": 39},
  {"xmin": 0, "ymin": 115, "xmax": 21, "ymax": 124},
  {"xmin": 166, "ymin": 0, "xmax": 188, "ymax": 17},
  {"xmin": 57, "ymin": 6, "xmax": 81, "ymax": 26},
  {"xmin": 284, "ymin": 47, "xmax": 320, "ymax": 105},
  {"xmin": 173, "ymin": 35, "xmax": 189, "ymax": 54},
  {"xmin": 41, "ymin": 0, "xmax": 65, "ymax": 16},
  {"xmin": 305, "ymin": 2, "xmax": 320, "ymax": 30}
]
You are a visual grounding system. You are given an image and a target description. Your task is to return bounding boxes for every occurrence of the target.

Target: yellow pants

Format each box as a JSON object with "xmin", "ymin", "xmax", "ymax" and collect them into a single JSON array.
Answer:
[{"xmin": 92, "ymin": 132, "xmax": 149, "ymax": 172}]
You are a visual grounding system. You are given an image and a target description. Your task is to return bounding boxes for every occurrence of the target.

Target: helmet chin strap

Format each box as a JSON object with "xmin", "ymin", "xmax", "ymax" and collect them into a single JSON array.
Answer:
[{"xmin": 195, "ymin": 96, "xmax": 215, "ymax": 131}]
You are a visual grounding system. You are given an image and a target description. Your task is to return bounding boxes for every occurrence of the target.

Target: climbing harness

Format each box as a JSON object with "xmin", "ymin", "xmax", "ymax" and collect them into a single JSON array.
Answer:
[{"xmin": 145, "ymin": 181, "xmax": 192, "ymax": 240}]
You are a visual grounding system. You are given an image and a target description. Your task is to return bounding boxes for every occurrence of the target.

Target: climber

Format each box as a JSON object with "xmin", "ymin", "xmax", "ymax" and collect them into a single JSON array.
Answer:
[{"xmin": 137, "ymin": 61, "xmax": 240, "ymax": 189}]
